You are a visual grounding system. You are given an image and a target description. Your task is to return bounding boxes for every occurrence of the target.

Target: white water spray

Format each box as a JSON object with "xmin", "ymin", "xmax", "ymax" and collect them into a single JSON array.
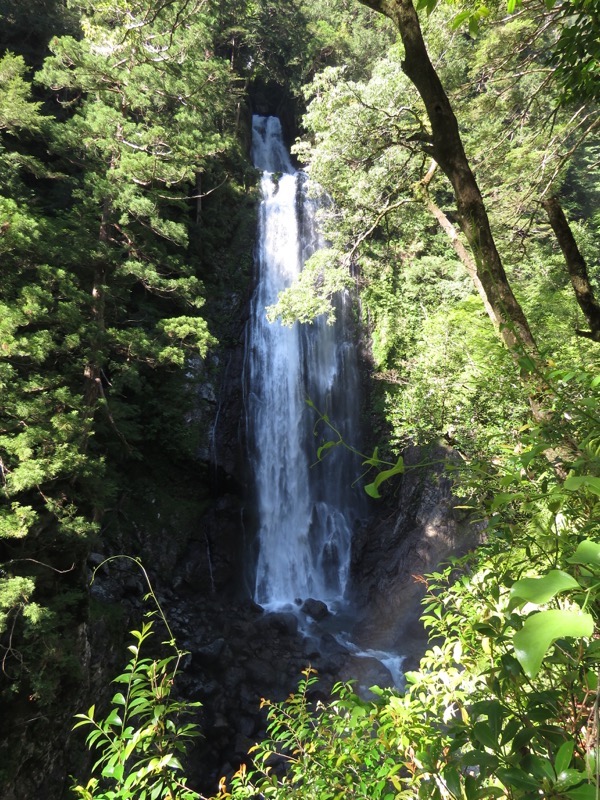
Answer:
[{"xmin": 246, "ymin": 116, "xmax": 364, "ymax": 611}]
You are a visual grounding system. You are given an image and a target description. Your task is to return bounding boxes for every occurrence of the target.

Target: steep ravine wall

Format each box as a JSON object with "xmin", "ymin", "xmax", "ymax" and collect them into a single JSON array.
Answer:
[{"xmin": 349, "ymin": 442, "xmax": 484, "ymax": 670}]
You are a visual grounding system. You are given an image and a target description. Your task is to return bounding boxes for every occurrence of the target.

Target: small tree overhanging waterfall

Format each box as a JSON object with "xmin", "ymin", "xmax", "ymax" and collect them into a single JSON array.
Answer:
[{"xmin": 245, "ymin": 115, "xmax": 366, "ymax": 612}]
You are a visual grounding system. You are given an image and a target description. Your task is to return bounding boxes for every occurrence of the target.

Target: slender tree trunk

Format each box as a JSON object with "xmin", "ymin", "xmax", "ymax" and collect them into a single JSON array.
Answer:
[
  {"xmin": 195, "ymin": 171, "xmax": 202, "ymax": 225},
  {"xmin": 83, "ymin": 271, "xmax": 105, "ymax": 410},
  {"xmin": 423, "ymin": 192, "xmax": 498, "ymax": 318},
  {"xmin": 83, "ymin": 202, "xmax": 109, "ymax": 413},
  {"xmin": 419, "ymin": 160, "xmax": 499, "ymax": 325},
  {"xmin": 358, "ymin": 0, "xmax": 539, "ymax": 364},
  {"xmin": 542, "ymin": 195, "xmax": 600, "ymax": 342}
]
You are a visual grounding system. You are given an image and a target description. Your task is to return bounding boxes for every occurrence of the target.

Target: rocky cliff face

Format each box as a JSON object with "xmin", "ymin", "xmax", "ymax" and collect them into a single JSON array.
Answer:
[{"xmin": 349, "ymin": 441, "xmax": 484, "ymax": 671}]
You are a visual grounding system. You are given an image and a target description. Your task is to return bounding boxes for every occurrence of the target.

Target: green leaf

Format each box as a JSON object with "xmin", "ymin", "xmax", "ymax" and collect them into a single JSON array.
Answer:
[
  {"xmin": 513, "ymin": 609, "xmax": 594, "ymax": 678},
  {"xmin": 364, "ymin": 456, "xmax": 404, "ymax": 498},
  {"xmin": 442, "ymin": 764, "xmax": 462, "ymax": 797},
  {"xmin": 518, "ymin": 355, "xmax": 536, "ymax": 374},
  {"xmin": 317, "ymin": 440, "xmax": 338, "ymax": 460},
  {"xmin": 105, "ymin": 708, "xmax": 123, "ymax": 727},
  {"xmin": 522, "ymin": 754, "xmax": 554, "ymax": 782},
  {"xmin": 362, "ymin": 446, "xmax": 380, "ymax": 467},
  {"xmin": 101, "ymin": 762, "xmax": 125, "ymax": 781},
  {"xmin": 496, "ymin": 767, "xmax": 539, "ymax": 791},
  {"xmin": 554, "ymin": 740, "xmax": 575, "ymax": 775},
  {"xmin": 473, "ymin": 721, "xmax": 497, "ymax": 750},
  {"xmin": 451, "ymin": 9, "xmax": 471, "ymax": 29},
  {"xmin": 564, "ymin": 476, "xmax": 600, "ymax": 496},
  {"xmin": 567, "ymin": 539, "xmax": 600, "ymax": 567},
  {"xmin": 508, "ymin": 570, "xmax": 580, "ymax": 610},
  {"xmin": 556, "ymin": 769, "xmax": 589, "ymax": 791},
  {"xmin": 460, "ymin": 750, "xmax": 499, "ymax": 770},
  {"xmin": 565, "ymin": 782, "xmax": 597, "ymax": 800},
  {"xmin": 365, "ymin": 482, "xmax": 382, "ymax": 499}
]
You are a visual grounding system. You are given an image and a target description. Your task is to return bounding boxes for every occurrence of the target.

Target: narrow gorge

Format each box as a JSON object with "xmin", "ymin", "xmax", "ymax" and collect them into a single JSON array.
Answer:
[{"xmin": 3, "ymin": 1, "xmax": 592, "ymax": 795}]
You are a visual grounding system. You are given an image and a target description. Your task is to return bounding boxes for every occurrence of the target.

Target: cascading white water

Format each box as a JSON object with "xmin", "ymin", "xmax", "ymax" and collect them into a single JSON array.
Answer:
[{"xmin": 246, "ymin": 115, "xmax": 365, "ymax": 611}]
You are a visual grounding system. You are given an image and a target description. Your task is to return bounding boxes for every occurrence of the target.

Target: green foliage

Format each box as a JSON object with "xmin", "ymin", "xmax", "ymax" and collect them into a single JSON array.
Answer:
[
  {"xmin": 300, "ymin": 0, "xmax": 396, "ymax": 80},
  {"xmin": 291, "ymin": 0, "xmax": 600, "ymax": 462},
  {"xmin": 307, "ymin": 398, "xmax": 407, "ymax": 498},
  {"xmin": 1, "ymin": 0, "xmax": 600, "ymax": 793},
  {"xmin": 0, "ymin": 52, "xmax": 42, "ymax": 133},
  {"xmin": 382, "ymin": 296, "xmax": 527, "ymax": 455},
  {"xmin": 219, "ymin": 668, "xmax": 395, "ymax": 800},
  {"xmin": 72, "ymin": 620, "xmax": 201, "ymax": 800},
  {"xmin": 267, "ymin": 248, "xmax": 353, "ymax": 325},
  {"xmin": 72, "ymin": 558, "xmax": 202, "ymax": 799},
  {"xmin": 214, "ymin": 368, "xmax": 600, "ymax": 799},
  {"xmin": 0, "ymin": 0, "xmax": 249, "ymax": 711}
]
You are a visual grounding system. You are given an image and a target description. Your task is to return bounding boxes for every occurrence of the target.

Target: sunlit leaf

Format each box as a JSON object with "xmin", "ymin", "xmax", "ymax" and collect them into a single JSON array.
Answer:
[
  {"xmin": 364, "ymin": 455, "xmax": 404, "ymax": 498},
  {"xmin": 513, "ymin": 609, "xmax": 594, "ymax": 678},
  {"xmin": 317, "ymin": 440, "xmax": 338, "ymax": 460},
  {"xmin": 564, "ymin": 476, "xmax": 600, "ymax": 496},
  {"xmin": 508, "ymin": 570, "xmax": 580, "ymax": 610},
  {"xmin": 567, "ymin": 539, "xmax": 600, "ymax": 567}
]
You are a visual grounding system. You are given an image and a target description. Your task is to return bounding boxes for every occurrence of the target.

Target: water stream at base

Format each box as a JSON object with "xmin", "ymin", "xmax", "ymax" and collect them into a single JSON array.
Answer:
[{"xmin": 245, "ymin": 115, "xmax": 404, "ymax": 688}]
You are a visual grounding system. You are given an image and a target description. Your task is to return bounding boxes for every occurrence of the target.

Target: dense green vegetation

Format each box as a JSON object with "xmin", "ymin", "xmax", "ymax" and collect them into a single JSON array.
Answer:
[
  {"xmin": 1, "ymin": 0, "xmax": 599, "ymax": 797},
  {"xmin": 0, "ymin": 0, "xmax": 238, "ymax": 708}
]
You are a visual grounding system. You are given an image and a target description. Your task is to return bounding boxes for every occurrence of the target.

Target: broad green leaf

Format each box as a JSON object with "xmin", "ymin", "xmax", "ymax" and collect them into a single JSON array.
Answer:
[
  {"xmin": 555, "ymin": 769, "xmax": 589, "ymax": 791},
  {"xmin": 496, "ymin": 767, "xmax": 539, "ymax": 791},
  {"xmin": 105, "ymin": 708, "xmax": 122, "ymax": 727},
  {"xmin": 365, "ymin": 482, "xmax": 381, "ymax": 499},
  {"xmin": 564, "ymin": 476, "xmax": 600, "ymax": 496},
  {"xmin": 491, "ymin": 491, "xmax": 524, "ymax": 510},
  {"xmin": 567, "ymin": 539, "xmax": 600, "ymax": 567},
  {"xmin": 522, "ymin": 754, "xmax": 555, "ymax": 782},
  {"xmin": 101, "ymin": 762, "xmax": 125, "ymax": 781},
  {"xmin": 565, "ymin": 782, "xmax": 597, "ymax": 800},
  {"xmin": 442, "ymin": 764, "xmax": 462, "ymax": 797},
  {"xmin": 513, "ymin": 609, "xmax": 594, "ymax": 678},
  {"xmin": 460, "ymin": 750, "xmax": 499, "ymax": 770},
  {"xmin": 554, "ymin": 740, "xmax": 575, "ymax": 775},
  {"xmin": 508, "ymin": 570, "xmax": 580, "ymax": 610},
  {"xmin": 473, "ymin": 721, "xmax": 497, "ymax": 749},
  {"xmin": 450, "ymin": 9, "xmax": 471, "ymax": 29}
]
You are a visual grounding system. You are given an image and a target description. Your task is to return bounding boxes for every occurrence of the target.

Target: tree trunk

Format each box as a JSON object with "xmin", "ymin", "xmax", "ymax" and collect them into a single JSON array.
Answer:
[
  {"xmin": 424, "ymin": 192, "xmax": 498, "ymax": 319},
  {"xmin": 358, "ymin": 0, "xmax": 539, "ymax": 365},
  {"xmin": 83, "ymin": 201, "xmax": 109, "ymax": 413},
  {"xmin": 542, "ymin": 195, "xmax": 600, "ymax": 342},
  {"xmin": 419, "ymin": 160, "xmax": 499, "ymax": 325}
]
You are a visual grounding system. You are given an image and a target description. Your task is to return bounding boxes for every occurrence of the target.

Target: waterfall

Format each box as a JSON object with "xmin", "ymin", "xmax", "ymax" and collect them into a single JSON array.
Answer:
[{"xmin": 246, "ymin": 115, "xmax": 365, "ymax": 611}]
